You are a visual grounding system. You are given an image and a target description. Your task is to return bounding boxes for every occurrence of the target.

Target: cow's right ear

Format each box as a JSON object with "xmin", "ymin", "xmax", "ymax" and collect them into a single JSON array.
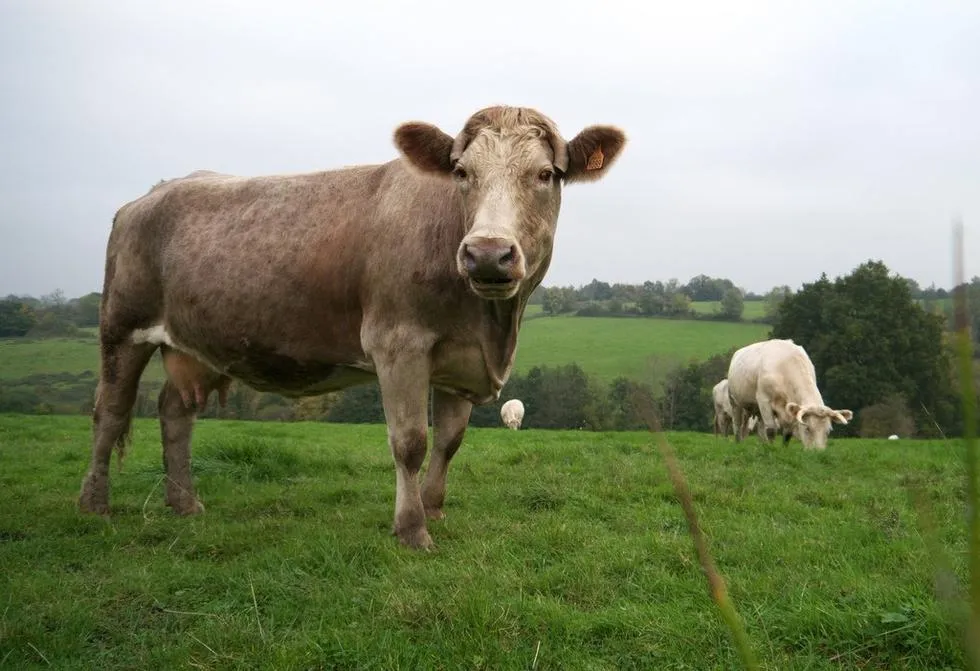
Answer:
[
  {"xmin": 786, "ymin": 402, "xmax": 801, "ymax": 419},
  {"xmin": 394, "ymin": 122, "xmax": 455, "ymax": 175}
]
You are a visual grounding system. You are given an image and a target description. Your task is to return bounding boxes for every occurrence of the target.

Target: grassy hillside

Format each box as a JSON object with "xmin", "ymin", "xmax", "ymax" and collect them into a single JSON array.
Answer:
[
  {"xmin": 1, "ymin": 315, "xmax": 770, "ymax": 386},
  {"xmin": 0, "ymin": 414, "xmax": 967, "ymax": 669},
  {"xmin": 0, "ymin": 335, "xmax": 165, "ymax": 382},
  {"xmin": 513, "ymin": 316, "xmax": 769, "ymax": 384},
  {"xmin": 690, "ymin": 299, "xmax": 767, "ymax": 319}
]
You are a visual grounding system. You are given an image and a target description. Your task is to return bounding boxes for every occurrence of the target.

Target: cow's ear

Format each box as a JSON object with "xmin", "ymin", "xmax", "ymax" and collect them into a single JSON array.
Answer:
[
  {"xmin": 786, "ymin": 402, "xmax": 801, "ymax": 418},
  {"xmin": 833, "ymin": 409, "xmax": 853, "ymax": 424},
  {"xmin": 394, "ymin": 122, "xmax": 454, "ymax": 175},
  {"xmin": 561, "ymin": 125, "xmax": 627, "ymax": 183}
]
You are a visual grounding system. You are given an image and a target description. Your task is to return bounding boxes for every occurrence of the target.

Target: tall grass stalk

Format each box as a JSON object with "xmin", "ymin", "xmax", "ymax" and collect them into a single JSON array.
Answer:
[
  {"xmin": 953, "ymin": 219, "xmax": 980, "ymax": 667},
  {"xmin": 636, "ymin": 395, "xmax": 761, "ymax": 670}
]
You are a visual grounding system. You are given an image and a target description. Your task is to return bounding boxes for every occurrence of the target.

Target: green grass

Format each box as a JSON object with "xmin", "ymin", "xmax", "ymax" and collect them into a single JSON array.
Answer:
[
  {"xmin": 1, "ymin": 316, "xmax": 768, "ymax": 387},
  {"xmin": 0, "ymin": 414, "xmax": 968, "ymax": 669},
  {"xmin": 513, "ymin": 317, "xmax": 770, "ymax": 384},
  {"xmin": 690, "ymin": 300, "xmax": 767, "ymax": 319}
]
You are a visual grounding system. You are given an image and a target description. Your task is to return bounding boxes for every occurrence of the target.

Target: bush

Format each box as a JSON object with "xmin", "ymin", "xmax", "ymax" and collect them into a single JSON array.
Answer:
[{"xmin": 858, "ymin": 394, "xmax": 917, "ymax": 438}]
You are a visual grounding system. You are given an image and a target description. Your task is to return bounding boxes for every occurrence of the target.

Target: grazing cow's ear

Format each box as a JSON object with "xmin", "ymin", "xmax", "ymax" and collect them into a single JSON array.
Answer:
[
  {"xmin": 560, "ymin": 125, "xmax": 627, "ymax": 183},
  {"xmin": 785, "ymin": 402, "xmax": 801, "ymax": 419},
  {"xmin": 832, "ymin": 409, "xmax": 853, "ymax": 424},
  {"xmin": 393, "ymin": 122, "xmax": 455, "ymax": 175}
]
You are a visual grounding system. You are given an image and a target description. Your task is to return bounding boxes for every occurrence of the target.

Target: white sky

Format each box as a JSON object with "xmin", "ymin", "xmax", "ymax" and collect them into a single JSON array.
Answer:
[{"xmin": 1, "ymin": 0, "xmax": 978, "ymax": 296}]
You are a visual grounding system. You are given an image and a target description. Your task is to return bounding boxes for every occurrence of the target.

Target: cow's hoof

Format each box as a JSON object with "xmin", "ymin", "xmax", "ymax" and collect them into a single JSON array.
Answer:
[
  {"xmin": 424, "ymin": 507, "xmax": 446, "ymax": 521},
  {"xmin": 78, "ymin": 477, "xmax": 109, "ymax": 515},
  {"xmin": 168, "ymin": 498, "xmax": 205, "ymax": 515},
  {"xmin": 397, "ymin": 526, "xmax": 434, "ymax": 551}
]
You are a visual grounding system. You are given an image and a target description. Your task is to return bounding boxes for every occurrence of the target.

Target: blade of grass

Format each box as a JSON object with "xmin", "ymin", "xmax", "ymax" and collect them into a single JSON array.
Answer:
[
  {"xmin": 635, "ymin": 393, "xmax": 761, "ymax": 670},
  {"xmin": 952, "ymin": 218, "xmax": 980, "ymax": 668}
]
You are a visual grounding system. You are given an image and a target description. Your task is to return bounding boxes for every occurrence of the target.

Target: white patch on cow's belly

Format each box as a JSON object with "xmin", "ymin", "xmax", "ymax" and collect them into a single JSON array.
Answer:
[{"xmin": 131, "ymin": 324, "xmax": 175, "ymax": 347}]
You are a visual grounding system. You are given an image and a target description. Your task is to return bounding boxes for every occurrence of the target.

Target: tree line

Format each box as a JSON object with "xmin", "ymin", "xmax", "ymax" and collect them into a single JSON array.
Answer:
[
  {"xmin": 0, "ymin": 262, "xmax": 970, "ymax": 438},
  {"xmin": 529, "ymin": 273, "xmax": 955, "ymax": 324}
]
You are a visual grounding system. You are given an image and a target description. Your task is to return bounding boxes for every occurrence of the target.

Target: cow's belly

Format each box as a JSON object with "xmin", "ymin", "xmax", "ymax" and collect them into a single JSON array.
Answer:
[{"xmin": 134, "ymin": 318, "xmax": 374, "ymax": 398}]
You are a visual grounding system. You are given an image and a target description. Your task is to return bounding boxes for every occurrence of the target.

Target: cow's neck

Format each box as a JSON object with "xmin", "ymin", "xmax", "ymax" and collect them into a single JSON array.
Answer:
[{"xmin": 477, "ymin": 269, "xmax": 545, "ymax": 396}]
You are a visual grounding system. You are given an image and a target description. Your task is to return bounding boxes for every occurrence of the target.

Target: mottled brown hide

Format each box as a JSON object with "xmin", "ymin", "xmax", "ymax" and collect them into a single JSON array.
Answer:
[{"xmin": 79, "ymin": 105, "xmax": 627, "ymax": 548}]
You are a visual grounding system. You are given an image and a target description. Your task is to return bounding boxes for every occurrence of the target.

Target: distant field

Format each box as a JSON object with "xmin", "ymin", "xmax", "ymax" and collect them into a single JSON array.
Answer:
[
  {"xmin": 0, "ymin": 335, "xmax": 165, "ymax": 382},
  {"xmin": 2, "ymin": 315, "xmax": 769, "ymax": 386},
  {"xmin": 513, "ymin": 316, "xmax": 770, "ymax": 384},
  {"xmin": 690, "ymin": 300, "xmax": 766, "ymax": 319},
  {"xmin": 0, "ymin": 414, "xmax": 966, "ymax": 669}
]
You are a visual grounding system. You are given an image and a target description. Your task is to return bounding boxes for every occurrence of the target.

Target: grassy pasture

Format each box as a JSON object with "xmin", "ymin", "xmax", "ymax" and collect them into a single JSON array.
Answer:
[
  {"xmin": 0, "ymin": 414, "xmax": 968, "ymax": 669},
  {"xmin": 690, "ymin": 300, "xmax": 767, "ymax": 320},
  {"xmin": 513, "ymin": 317, "xmax": 770, "ymax": 384},
  {"xmin": 1, "ymin": 316, "xmax": 770, "ymax": 387}
]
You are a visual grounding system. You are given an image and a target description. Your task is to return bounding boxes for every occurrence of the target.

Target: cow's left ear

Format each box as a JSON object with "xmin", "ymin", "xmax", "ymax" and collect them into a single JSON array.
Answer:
[
  {"xmin": 393, "ymin": 122, "xmax": 455, "ymax": 175},
  {"xmin": 832, "ymin": 409, "xmax": 853, "ymax": 424},
  {"xmin": 559, "ymin": 125, "xmax": 627, "ymax": 183}
]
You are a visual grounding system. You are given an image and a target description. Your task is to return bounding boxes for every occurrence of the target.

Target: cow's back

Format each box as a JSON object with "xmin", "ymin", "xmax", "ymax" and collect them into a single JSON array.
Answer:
[
  {"xmin": 101, "ymin": 161, "xmax": 466, "ymax": 391},
  {"xmin": 757, "ymin": 340, "xmax": 821, "ymax": 405}
]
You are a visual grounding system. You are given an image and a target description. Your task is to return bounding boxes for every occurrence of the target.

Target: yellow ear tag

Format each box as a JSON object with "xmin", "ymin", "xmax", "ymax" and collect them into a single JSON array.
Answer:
[{"xmin": 586, "ymin": 145, "xmax": 604, "ymax": 171}]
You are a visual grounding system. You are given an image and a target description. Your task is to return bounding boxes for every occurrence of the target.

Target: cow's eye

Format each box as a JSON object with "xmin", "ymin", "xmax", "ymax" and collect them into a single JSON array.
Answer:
[
  {"xmin": 538, "ymin": 168, "xmax": 554, "ymax": 183},
  {"xmin": 452, "ymin": 165, "xmax": 468, "ymax": 181}
]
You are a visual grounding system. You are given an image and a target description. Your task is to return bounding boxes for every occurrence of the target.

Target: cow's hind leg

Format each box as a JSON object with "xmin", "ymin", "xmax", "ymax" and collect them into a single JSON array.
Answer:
[
  {"xmin": 731, "ymin": 404, "xmax": 745, "ymax": 442},
  {"xmin": 422, "ymin": 388, "xmax": 473, "ymax": 521},
  {"xmin": 158, "ymin": 347, "xmax": 231, "ymax": 514},
  {"xmin": 79, "ymin": 339, "xmax": 157, "ymax": 514}
]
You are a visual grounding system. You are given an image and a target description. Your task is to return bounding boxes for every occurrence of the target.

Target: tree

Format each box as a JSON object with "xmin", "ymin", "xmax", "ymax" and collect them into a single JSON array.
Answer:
[
  {"xmin": 763, "ymin": 285, "xmax": 793, "ymax": 320},
  {"xmin": 0, "ymin": 300, "xmax": 37, "ymax": 337},
  {"xmin": 541, "ymin": 286, "xmax": 577, "ymax": 315},
  {"xmin": 720, "ymin": 287, "xmax": 744, "ymax": 321},
  {"xmin": 770, "ymin": 260, "xmax": 958, "ymax": 436}
]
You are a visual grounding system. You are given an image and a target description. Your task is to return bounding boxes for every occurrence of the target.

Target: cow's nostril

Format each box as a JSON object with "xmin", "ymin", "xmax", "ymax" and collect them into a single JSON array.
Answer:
[{"xmin": 498, "ymin": 247, "xmax": 515, "ymax": 266}]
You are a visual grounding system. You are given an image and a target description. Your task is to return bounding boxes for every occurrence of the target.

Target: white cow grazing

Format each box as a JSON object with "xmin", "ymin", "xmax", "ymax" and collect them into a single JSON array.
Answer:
[
  {"xmin": 727, "ymin": 338, "xmax": 852, "ymax": 450},
  {"xmin": 500, "ymin": 399, "xmax": 525, "ymax": 430},
  {"xmin": 713, "ymin": 378, "xmax": 763, "ymax": 440},
  {"xmin": 712, "ymin": 379, "xmax": 734, "ymax": 436}
]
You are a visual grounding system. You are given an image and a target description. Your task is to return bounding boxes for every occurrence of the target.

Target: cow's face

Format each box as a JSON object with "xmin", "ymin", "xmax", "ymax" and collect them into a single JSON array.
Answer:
[
  {"xmin": 394, "ymin": 106, "xmax": 626, "ymax": 300},
  {"xmin": 786, "ymin": 403, "xmax": 853, "ymax": 449}
]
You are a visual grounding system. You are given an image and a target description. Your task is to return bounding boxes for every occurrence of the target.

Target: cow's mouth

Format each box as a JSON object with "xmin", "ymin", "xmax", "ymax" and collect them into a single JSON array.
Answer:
[{"xmin": 469, "ymin": 277, "xmax": 519, "ymax": 299}]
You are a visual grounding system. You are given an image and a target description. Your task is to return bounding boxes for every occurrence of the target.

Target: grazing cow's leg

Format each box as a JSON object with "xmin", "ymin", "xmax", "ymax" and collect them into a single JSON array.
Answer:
[
  {"xmin": 157, "ymin": 381, "xmax": 205, "ymax": 515},
  {"xmin": 79, "ymin": 340, "xmax": 157, "ymax": 514},
  {"xmin": 375, "ymin": 360, "xmax": 433, "ymax": 550},
  {"xmin": 422, "ymin": 388, "xmax": 473, "ymax": 521},
  {"xmin": 731, "ymin": 404, "xmax": 745, "ymax": 442},
  {"xmin": 756, "ymin": 394, "xmax": 777, "ymax": 444}
]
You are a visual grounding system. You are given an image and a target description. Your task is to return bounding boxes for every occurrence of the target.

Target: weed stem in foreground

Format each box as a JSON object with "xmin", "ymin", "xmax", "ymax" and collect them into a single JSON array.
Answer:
[{"xmin": 637, "ymin": 397, "xmax": 760, "ymax": 670}]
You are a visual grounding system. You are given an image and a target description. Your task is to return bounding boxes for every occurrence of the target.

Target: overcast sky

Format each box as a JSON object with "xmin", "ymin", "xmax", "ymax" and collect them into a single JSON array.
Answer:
[{"xmin": 1, "ymin": 0, "xmax": 978, "ymax": 297}]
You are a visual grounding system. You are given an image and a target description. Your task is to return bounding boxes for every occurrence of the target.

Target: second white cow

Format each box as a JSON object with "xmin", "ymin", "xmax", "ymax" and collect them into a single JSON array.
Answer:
[
  {"xmin": 727, "ymin": 338, "xmax": 852, "ymax": 449},
  {"xmin": 714, "ymin": 378, "xmax": 762, "ymax": 439},
  {"xmin": 500, "ymin": 399, "xmax": 525, "ymax": 430}
]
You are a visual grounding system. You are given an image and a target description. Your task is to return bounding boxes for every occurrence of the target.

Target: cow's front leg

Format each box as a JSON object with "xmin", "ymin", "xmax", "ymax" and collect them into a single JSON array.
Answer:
[
  {"xmin": 375, "ymin": 359, "xmax": 434, "ymax": 550},
  {"xmin": 422, "ymin": 388, "xmax": 473, "ymax": 521}
]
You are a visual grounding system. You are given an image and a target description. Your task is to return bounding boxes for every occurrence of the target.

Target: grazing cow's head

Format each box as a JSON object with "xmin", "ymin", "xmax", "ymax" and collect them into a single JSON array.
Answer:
[
  {"xmin": 393, "ymin": 106, "xmax": 626, "ymax": 300},
  {"xmin": 785, "ymin": 403, "xmax": 853, "ymax": 449}
]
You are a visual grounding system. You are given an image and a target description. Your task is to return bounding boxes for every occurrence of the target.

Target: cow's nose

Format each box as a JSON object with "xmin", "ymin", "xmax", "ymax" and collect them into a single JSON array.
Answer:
[{"xmin": 462, "ymin": 238, "xmax": 517, "ymax": 281}]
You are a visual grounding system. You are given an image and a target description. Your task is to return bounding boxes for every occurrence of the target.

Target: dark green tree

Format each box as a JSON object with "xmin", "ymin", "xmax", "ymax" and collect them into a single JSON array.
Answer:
[
  {"xmin": 770, "ymin": 260, "xmax": 958, "ymax": 436},
  {"xmin": 0, "ymin": 300, "xmax": 37, "ymax": 337},
  {"xmin": 720, "ymin": 287, "xmax": 744, "ymax": 321}
]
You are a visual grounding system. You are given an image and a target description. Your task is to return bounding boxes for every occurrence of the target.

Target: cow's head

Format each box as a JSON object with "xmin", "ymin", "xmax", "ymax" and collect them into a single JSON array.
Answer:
[
  {"xmin": 393, "ymin": 106, "xmax": 626, "ymax": 300},
  {"xmin": 785, "ymin": 402, "xmax": 853, "ymax": 449}
]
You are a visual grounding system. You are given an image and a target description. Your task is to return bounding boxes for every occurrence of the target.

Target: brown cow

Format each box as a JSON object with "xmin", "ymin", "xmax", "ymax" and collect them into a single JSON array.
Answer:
[{"xmin": 78, "ymin": 105, "xmax": 627, "ymax": 549}]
